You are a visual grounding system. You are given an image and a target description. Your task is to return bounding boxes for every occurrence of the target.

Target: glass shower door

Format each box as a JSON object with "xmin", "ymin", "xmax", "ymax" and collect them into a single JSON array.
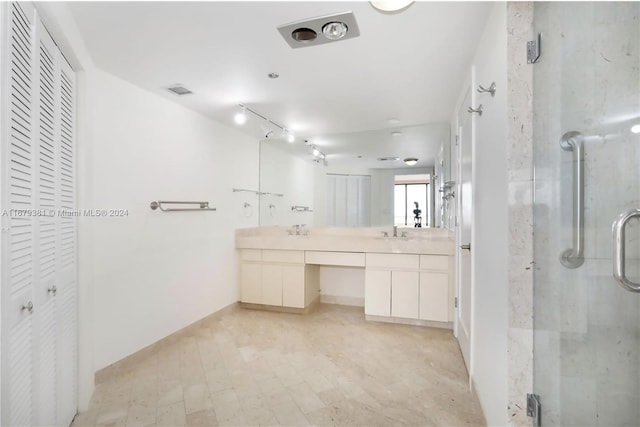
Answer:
[{"xmin": 533, "ymin": 2, "xmax": 640, "ymax": 426}]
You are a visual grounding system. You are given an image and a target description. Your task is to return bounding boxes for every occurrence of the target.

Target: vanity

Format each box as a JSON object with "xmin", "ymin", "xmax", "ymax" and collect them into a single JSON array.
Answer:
[{"xmin": 236, "ymin": 227, "xmax": 455, "ymax": 328}]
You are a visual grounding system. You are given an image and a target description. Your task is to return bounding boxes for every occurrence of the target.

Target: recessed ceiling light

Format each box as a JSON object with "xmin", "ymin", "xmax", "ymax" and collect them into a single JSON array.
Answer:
[
  {"xmin": 632, "ymin": 124, "xmax": 640, "ymax": 134},
  {"xmin": 268, "ymin": 72, "xmax": 279, "ymax": 79},
  {"xmin": 404, "ymin": 157, "xmax": 418, "ymax": 166},
  {"xmin": 391, "ymin": 131, "xmax": 403, "ymax": 137},
  {"xmin": 322, "ymin": 21, "xmax": 348, "ymax": 40},
  {"xmin": 291, "ymin": 27, "xmax": 317, "ymax": 42}
]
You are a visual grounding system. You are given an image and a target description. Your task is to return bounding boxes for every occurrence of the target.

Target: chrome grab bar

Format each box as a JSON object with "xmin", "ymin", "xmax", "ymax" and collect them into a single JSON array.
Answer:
[
  {"xmin": 150, "ymin": 200, "xmax": 216, "ymax": 212},
  {"xmin": 612, "ymin": 209, "xmax": 640, "ymax": 292},
  {"xmin": 559, "ymin": 131, "xmax": 585, "ymax": 269}
]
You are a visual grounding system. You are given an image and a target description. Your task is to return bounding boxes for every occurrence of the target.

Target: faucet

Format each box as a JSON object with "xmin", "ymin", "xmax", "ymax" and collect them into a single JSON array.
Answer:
[
  {"xmin": 292, "ymin": 224, "xmax": 307, "ymax": 236},
  {"xmin": 393, "ymin": 225, "xmax": 398, "ymax": 237}
]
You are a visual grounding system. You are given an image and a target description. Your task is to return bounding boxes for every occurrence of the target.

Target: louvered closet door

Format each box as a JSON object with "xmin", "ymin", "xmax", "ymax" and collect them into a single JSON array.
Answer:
[
  {"xmin": 3, "ymin": 2, "xmax": 36, "ymax": 426},
  {"xmin": 34, "ymin": 18, "xmax": 58, "ymax": 426},
  {"xmin": 1, "ymin": 3, "xmax": 78, "ymax": 426},
  {"xmin": 33, "ymin": 14, "xmax": 78, "ymax": 427},
  {"xmin": 55, "ymin": 45, "xmax": 77, "ymax": 427}
]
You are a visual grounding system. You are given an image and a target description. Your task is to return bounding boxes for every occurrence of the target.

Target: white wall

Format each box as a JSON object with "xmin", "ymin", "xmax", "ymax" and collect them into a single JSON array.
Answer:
[
  {"xmin": 466, "ymin": 3, "xmax": 509, "ymax": 425},
  {"xmin": 319, "ymin": 267, "xmax": 365, "ymax": 305},
  {"xmin": 81, "ymin": 68, "xmax": 259, "ymax": 371}
]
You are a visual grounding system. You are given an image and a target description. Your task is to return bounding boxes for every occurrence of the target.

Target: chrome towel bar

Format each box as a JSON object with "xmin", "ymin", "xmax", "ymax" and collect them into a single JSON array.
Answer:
[
  {"xmin": 291, "ymin": 205, "xmax": 313, "ymax": 212},
  {"xmin": 612, "ymin": 208, "xmax": 640, "ymax": 292},
  {"xmin": 150, "ymin": 200, "xmax": 217, "ymax": 212},
  {"xmin": 559, "ymin": 131, "xmax": 584, "ymax": 269}
]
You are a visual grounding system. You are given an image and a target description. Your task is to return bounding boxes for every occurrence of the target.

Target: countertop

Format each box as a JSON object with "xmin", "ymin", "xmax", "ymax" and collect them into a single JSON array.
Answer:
[{"xmin": 235, "ymin": 226, "xmax": 455, "ymax": 256}]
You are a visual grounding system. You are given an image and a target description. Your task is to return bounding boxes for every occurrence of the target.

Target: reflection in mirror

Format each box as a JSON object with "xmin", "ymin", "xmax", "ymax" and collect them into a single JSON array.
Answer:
[{"xmin": 258, "ymin": 122, "xmax": 450, "ymax": 228}]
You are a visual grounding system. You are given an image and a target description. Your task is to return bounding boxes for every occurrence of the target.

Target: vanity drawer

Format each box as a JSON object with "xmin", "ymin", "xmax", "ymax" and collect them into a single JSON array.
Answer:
[
  {"xmin": 305, "ymin": 251, "xmax": 365, "ymax": 267},
  {"xmin": 366, "ymin": 253, "xmax": 419, "ymax": 269},
  {"xmin": 262, "ymin": 249, "xmax": 304, "ymax": 264},
  {"xmin": 419, "ymin": 255, "xmax": 449, "ymax": 271},
  {"xmin": 240, "ymin": 249, "xmax": 262, "ymax": 262}
]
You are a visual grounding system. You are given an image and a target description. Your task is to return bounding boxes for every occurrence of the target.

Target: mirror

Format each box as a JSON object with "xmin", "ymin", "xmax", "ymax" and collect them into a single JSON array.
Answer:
[{"xmin": 258, "ymin": 122, "xmax": 451, "ymax": 228}]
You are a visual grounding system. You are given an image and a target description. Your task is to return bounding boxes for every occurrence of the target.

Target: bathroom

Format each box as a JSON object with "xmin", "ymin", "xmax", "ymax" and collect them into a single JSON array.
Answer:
[{"xmin": 0, "ymin": 1, "xmax": 638, "ymax": 426}]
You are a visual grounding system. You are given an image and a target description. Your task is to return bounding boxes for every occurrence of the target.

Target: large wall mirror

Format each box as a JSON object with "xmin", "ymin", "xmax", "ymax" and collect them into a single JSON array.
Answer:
[{"xmin": 258, "ymin": 122, "xmax": 453, "ymax": 228}]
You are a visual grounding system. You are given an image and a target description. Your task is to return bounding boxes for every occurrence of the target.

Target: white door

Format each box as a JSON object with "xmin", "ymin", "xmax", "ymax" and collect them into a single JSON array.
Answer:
[
  {"xmin": 1, "ymin": 3, "xmax": 78, "ymax": 425},
  {"xmin": 281, "ymin": 265, "xmax": 304, "ymax": 308},
  {"xmin": 2, "ymin": 3, "xmax": 37, "ymax": 424},
  {"xmin": 456, "ymin": 88, "xmax": 473, "ymax": 373},
  {"xmin": 391, "ymin": 271, "xmax": 419, "ymax": 319},
  {"xmin": 364, "ymin": 269, "xmax": 391, "ymax": 316}
]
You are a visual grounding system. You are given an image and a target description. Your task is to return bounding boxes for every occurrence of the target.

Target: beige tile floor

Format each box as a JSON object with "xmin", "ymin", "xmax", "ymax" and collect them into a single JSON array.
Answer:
[{"xmin": 72, "ymin": 304, "xmax": 484, "ymax": 427}]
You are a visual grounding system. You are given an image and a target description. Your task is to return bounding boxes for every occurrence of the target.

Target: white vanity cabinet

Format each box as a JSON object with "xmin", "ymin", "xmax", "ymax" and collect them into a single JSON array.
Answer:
[
  {"xmin": 418, "ymin": 255, "xmax": 450, "ymax": 322},
  {"xmin": 240, "ymin": 249, "xmax": 262, "ymax": 304},
  {"xmin": 239, "ymin": 249, "xmax": 314, "ymax": 309},
  {"xmin": 365, "ymin": 253, "xmax": 451, "ymax": 324},
  {"xmin": 237, "ymin": 237, "xmax": 453, "ymax": 326},
  {"xmin": 365, "ymin": 254, "xmax": 420, "ymax": 318}
]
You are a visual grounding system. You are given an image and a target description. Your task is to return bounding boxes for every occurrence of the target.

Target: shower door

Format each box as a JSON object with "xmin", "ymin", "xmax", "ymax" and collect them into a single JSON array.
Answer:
[{"xmin": 533, "ymin": 2, "xmax": 640, "ymax": 426}]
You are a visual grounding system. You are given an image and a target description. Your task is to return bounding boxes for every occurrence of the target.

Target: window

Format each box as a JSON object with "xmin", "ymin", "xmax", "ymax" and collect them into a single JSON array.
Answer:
[{"xmin": 394, "ymin": 174, "xmax": 430, "ymax": 227}]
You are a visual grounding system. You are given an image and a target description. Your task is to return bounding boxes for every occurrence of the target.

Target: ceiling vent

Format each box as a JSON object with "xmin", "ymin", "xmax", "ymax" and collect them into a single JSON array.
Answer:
[
  {"xmin": 166, "ymin": 84, "xmax": 193, "ymax": 96},
  {"xmin": 278, "ymin": 11, "xmax": 360, "ymax": 49}
]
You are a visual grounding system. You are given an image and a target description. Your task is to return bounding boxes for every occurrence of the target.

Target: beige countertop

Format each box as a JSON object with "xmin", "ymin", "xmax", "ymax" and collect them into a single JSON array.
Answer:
[{"xmin": 235, "ymin": 226, "xmax": 455, "ymax": 255}]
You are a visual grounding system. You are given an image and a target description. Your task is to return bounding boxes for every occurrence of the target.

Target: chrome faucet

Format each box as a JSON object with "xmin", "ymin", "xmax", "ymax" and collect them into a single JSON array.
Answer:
[
  {"xmin": 291, "ymin": 224, "xmax": 307, "ymax": 236},
  {"xmin": 393, "ymin": 225, "xmax": 398, "ymax": 237}
]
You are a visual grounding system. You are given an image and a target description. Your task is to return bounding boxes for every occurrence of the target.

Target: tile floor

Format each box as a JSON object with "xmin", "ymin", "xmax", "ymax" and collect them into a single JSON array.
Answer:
[{"xmin": 72, "ymin": 304, "xmax": 484, "ymax": 426}]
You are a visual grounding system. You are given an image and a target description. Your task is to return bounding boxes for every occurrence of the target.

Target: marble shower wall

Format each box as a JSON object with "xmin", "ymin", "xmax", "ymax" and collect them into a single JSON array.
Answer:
[
  {"xmin": 506, "ymin": 3, "xmax": 534, "ymax": 426},
  {"xmin": 532, "ymin": 2, "xmax": 640, "ymax": 426}
]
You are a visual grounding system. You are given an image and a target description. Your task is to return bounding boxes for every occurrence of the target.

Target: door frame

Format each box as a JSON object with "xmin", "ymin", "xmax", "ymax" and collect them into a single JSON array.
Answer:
[{"xmin": 455, "ymin": 85, "xmax": 473, "ymax": 379}]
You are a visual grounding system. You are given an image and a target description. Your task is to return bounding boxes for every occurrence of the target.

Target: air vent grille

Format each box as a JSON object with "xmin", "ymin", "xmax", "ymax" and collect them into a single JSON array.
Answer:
[{"xmin": 166, "ymin": 85, "xmax": 193, "ymax": 96}]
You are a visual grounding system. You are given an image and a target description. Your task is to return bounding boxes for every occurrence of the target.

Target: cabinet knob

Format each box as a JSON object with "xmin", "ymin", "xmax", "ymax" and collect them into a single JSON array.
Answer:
[
  {"xmin": 48, "ymin": 286, "xmax": 57, "ymax": 296},
  {"xmin": 22, "ymin": 301, "xmax": 34, "ymax": 314}
]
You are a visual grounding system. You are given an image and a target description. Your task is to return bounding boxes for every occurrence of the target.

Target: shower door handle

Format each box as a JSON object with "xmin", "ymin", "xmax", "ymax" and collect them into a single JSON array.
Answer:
[
  {"xmin": 559, "ymin": 131, "xmax": 585, "ymax": 269},
  {"xmin": 612, "ymin": 209, "xmax": 640, "ymax": 292}
]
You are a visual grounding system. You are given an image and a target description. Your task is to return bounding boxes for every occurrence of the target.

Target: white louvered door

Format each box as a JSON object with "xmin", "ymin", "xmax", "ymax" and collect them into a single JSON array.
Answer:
[
  {"xmin": 56, "ymin": 45, "xmax": 78, "ymax": 427},
  {"xmin": 34, "ymin": 18, "xmax": 59, "ymax": 425},
  {"xmin": 3, "ymin": 3, "xmax": 37, "ymax": 425},
  {"xmin": 1, "ymin": 2, "xmax": 77, "ymax": 426}
]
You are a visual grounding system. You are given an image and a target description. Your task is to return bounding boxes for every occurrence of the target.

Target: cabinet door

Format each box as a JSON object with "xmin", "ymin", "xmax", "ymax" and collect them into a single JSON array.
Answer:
[
  {"xmin": 391, "ymin": 271, "xmax": 420, "ymax": 319},
  {"xmin": 419, "ymin": 272, "xmax": 449, "ymax": 322},
  {"xmin": 365, "ymin": 270, "xmax": 391, "ymax": 316},
  {"xmin": 261, "ymin": 264, "xmax": 283, "ymax": 306},
  {"xmin": 240, "ymin": 263, "xmax": 262, "ymax": 304},
  {"xmin": 282, "ymin": 265, "xmax": 305, "ymax": 308}
]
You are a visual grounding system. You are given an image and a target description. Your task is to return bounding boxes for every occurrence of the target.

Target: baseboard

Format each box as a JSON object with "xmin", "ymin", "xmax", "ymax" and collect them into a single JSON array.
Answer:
[
  {"xmin": 320, "ymin": 294, "xmax": 365, "ymax": 307},
  {"xmin": 365, "ymin": 314, "xmax": 453, "ymax": 330},
  {"xmin": 95, "ymin": 301, "xmax": 239, "ymax": 385},
  {"xmin": 239, "ymin": 295, "xmax": 321, "ymax": 315},
  {"xmin": 470, "ymin": 378, "xmax": 488, "ymax": 427}
]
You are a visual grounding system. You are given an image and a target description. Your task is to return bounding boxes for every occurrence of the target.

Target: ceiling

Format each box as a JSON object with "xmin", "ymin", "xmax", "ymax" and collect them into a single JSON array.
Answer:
[{"xmin": 65, "ymin": 1, "xmax": 492, "ymax": 168}]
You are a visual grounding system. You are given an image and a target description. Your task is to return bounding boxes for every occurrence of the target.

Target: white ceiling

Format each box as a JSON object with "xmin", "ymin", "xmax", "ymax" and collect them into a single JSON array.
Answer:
[{"xmin": 65, "ymin": 1, "xmax": 492, "ymax": 168}]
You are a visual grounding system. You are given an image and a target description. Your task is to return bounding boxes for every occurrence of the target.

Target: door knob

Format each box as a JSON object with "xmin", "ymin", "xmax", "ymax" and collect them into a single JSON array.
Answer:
[
  {"xmin": 22, "ymin": 301, "xmax": 34, "ymax": 314},
  {"xmin": 460, "ymin": 243, "xmax": 471, "ymax": 251}
]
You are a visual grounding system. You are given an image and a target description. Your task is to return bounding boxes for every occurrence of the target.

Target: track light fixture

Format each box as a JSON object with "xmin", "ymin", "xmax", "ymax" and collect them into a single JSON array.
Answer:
[{"xmin": 234, "ymin": 104, "xmax": 299, "ymax": 144}]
